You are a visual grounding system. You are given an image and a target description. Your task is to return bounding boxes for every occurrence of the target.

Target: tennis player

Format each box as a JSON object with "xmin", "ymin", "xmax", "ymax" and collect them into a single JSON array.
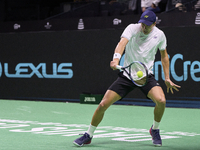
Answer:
[{"xmin": 73, "ymin": 10, "xmax": 181, "ymax": 147}]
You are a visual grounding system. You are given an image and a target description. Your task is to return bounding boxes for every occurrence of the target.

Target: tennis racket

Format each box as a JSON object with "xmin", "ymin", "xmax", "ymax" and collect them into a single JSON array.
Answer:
[{"xmin": 116, "ymin": 61, "xmax": 148, "ymax": 87}]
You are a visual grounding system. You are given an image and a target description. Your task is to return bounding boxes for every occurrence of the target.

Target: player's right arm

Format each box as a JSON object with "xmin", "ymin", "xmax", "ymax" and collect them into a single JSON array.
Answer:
[{"xmin": 110, "ymin": 37, "xmax": 129, "ymax": 70}]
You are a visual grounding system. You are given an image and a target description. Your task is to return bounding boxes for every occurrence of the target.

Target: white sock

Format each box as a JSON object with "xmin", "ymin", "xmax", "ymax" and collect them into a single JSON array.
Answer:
[
  {"xmin": 153, "ymin": 120, "xmax": 160, "ymax": 129},
  {"xmin": 86, "ymin": 124, "xmax": 96, "ymax": 137}
]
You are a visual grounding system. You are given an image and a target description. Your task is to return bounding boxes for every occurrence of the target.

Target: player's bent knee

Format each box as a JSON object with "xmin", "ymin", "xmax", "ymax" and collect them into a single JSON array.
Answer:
[
  {"xmin": 156, "ymin": 97, "xmax": 166, "ymax": 105},
  {"xmin": 97, "ymin": 101, "xmax": 110, "ymax": 112}
]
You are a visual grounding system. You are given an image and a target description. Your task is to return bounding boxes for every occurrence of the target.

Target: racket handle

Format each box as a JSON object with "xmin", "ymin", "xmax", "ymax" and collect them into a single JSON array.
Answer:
[{"xmin": 116, "ymin": 65, "xmax": 122, "ymax": 70}]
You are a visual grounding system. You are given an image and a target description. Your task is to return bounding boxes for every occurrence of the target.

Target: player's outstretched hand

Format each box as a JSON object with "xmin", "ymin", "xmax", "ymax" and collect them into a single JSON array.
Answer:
[{"xmin": 165, "ymin": 79, "xmax": 181, "ymax": 94}]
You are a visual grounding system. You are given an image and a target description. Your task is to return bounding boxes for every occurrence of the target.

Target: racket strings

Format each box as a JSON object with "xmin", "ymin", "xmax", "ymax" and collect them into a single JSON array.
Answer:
[{"xmin": 130, "ymin": 63, "xmax": 146, "ymax": 80}]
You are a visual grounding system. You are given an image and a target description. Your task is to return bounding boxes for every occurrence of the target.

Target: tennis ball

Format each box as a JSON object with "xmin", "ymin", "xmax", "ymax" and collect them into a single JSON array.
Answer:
[{"xmin": 137, "ymin": 71, "xmax": 143, "ymax": 78}]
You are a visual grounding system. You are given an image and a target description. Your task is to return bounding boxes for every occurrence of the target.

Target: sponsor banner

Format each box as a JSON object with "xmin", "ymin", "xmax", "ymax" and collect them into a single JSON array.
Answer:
[
  {"xmin": 80, "ymin": 94, "xmax": 103, "ymax": 104},
  {"xmin": 0, "ymin": 26, "xmax": 199, "ymax": 103},
  {"xmin": 0, "ymin": 63, "xmax": 73, "ymax": 79}
]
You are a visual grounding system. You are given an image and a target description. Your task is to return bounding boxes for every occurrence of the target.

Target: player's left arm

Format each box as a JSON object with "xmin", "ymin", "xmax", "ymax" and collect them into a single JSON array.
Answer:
[{"xmin": 160, "ymin": 49, "xmax": 181, "ymax": 94}]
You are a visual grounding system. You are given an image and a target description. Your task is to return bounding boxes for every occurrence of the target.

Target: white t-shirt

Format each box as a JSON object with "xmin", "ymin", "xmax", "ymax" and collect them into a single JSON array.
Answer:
[{"xmin": 121, "ymin": 23, "xmax": 167, "ymax": 77}]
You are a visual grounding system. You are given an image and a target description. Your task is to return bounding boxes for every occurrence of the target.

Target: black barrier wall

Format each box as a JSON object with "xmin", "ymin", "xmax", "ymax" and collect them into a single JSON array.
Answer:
[{"xmin": 0, "ymin": 27, "xmax": 200, "ymax": 104}]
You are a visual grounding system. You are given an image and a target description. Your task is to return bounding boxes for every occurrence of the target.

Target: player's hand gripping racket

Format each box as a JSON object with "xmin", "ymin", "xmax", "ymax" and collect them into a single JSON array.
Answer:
[{"xmin": 116, "ymin": 61, "xmax": 148, "ymax": 87}]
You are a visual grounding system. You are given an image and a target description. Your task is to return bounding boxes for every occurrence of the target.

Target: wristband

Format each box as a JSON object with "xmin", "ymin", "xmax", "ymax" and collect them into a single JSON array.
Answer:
[{"xmin": 113, "ymin": 53, "xmax": 121, "ymax": 60}]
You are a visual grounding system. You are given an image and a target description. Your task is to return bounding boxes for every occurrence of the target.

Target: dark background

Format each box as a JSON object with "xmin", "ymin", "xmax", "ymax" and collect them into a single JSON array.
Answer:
[{"xmin": 0, "ymin": 0, "xmax": 200, "ymax": 108}]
